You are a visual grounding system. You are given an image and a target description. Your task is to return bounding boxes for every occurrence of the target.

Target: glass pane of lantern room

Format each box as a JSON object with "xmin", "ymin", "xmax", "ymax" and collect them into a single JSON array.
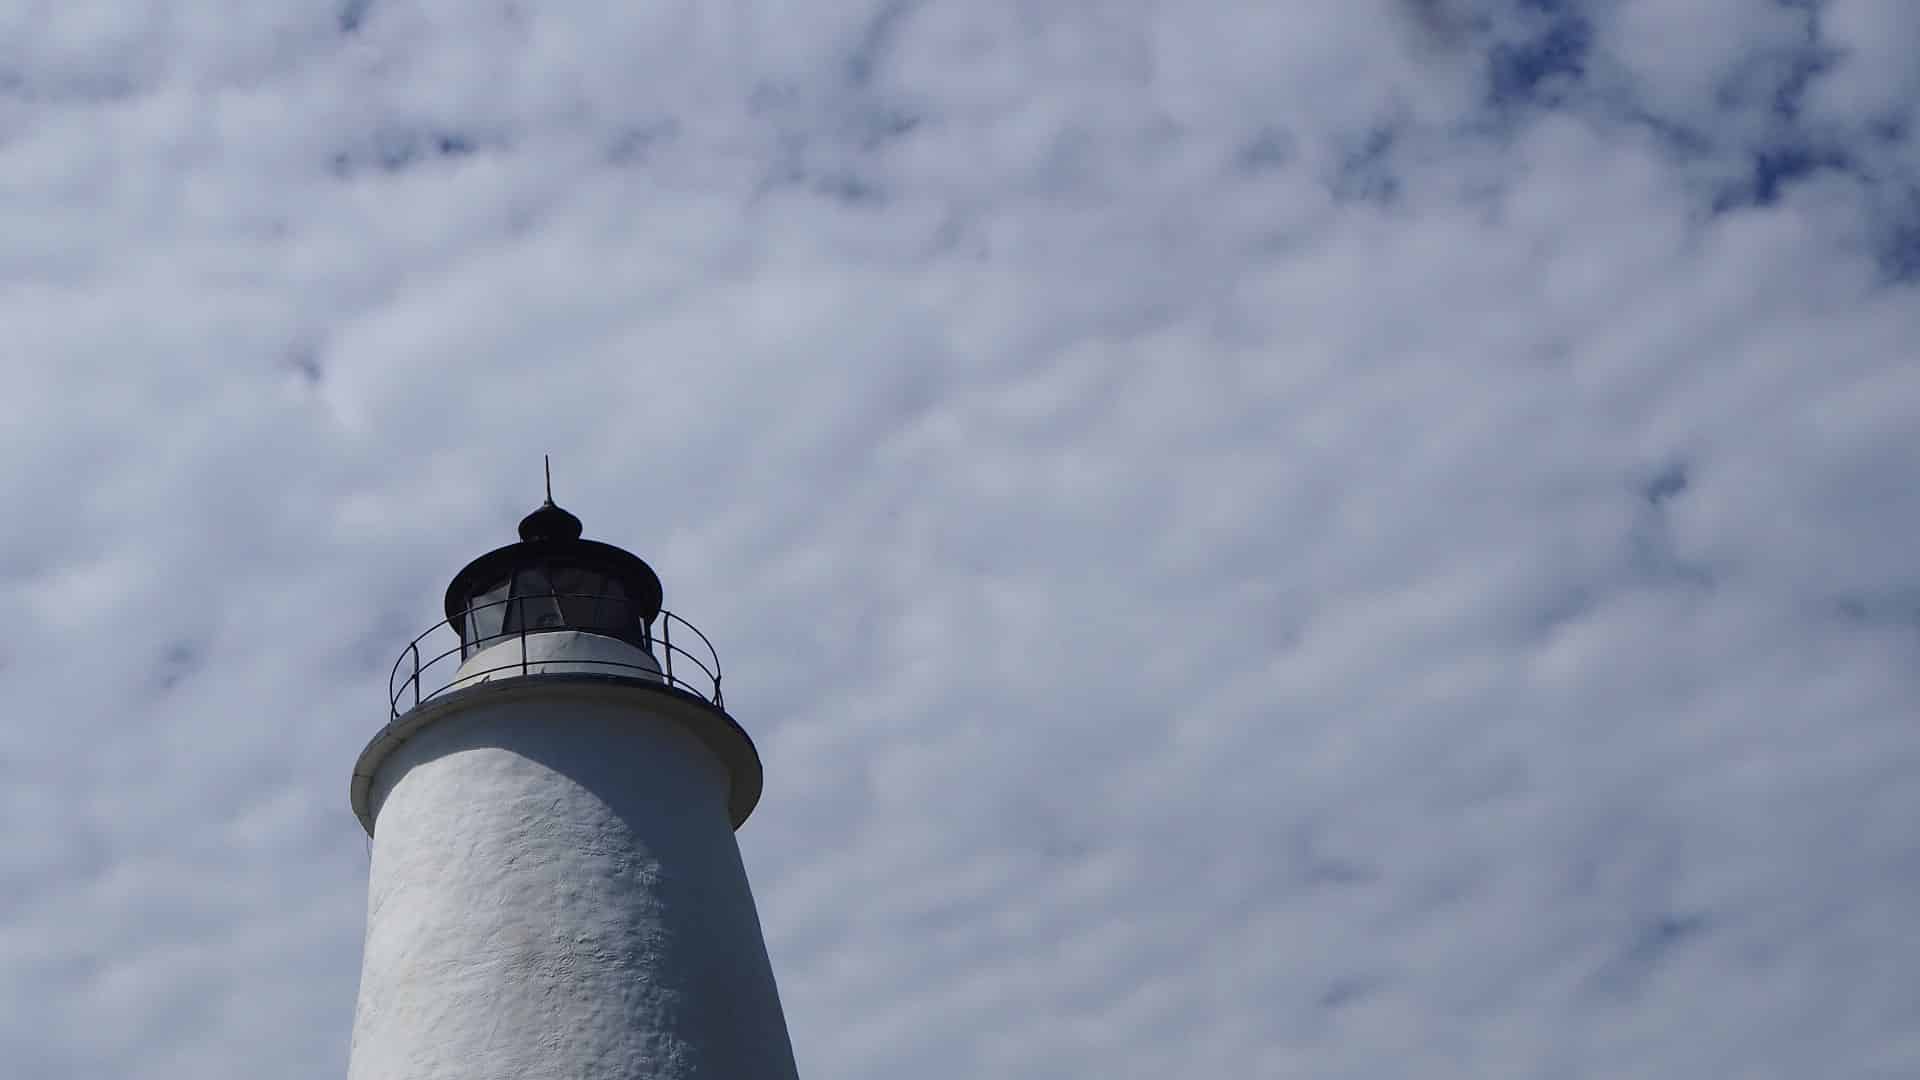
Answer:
[
  {"xmin": 549, "ymin": 567, "xmax": 604, "ymax": 628},
  {"xmin": 465, "ymin": 579, "xmax": 511, "ymax": 653},
  {"xmin": 598, "ymin": 578, "xmax": 631, "ymax": 635},
  {"xmin": 511, "ymin": 567, "xmax": 564, "ymax": 631}
]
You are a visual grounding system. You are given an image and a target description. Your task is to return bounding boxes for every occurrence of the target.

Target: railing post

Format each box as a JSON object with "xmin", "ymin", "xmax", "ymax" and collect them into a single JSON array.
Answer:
[
  {"xmin": 520, "ymin": 600, "xmax": 529, "ymax": 675},
  {"xmin": 662, "ymin": 614, "xmax": 674, "ymax": 686},
  {"xmin": 411, "ymin": 642, "xmax": 420, "ymax": 708}
]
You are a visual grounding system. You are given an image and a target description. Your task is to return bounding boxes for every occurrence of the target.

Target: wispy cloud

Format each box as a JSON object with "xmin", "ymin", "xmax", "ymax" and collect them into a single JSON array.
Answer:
[{"xmin": 1, "ymin": 2, "xmax": 1914, "ymax": 1076}]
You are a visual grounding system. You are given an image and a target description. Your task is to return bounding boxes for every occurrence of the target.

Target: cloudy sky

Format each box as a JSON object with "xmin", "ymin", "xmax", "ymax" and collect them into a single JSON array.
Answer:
[{"xmin": 2, "ymin": 1, "xmax": 1917, "ymax": 1076}]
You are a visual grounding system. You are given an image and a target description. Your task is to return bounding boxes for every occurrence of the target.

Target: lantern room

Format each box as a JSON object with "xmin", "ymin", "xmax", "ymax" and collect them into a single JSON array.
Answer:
[
  {"xmin": 442, "ymin": 496, "xmax": 665, "ymax": 661},
  {"xmin": 382, "ymin": 470, "xmax": 728, "ymax": 721}
]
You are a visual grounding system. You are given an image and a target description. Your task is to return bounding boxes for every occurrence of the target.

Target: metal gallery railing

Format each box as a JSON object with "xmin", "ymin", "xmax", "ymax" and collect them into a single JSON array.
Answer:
[{"xmin": 388, "ymin": 593, "xmax": 724, "ymax": 719}]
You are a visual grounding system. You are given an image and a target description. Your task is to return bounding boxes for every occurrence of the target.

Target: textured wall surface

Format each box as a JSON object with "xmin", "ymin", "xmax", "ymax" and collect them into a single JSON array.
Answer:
[{"xmin": 348, "ymin": 690, "xmax": 798, "ymax": 1080}]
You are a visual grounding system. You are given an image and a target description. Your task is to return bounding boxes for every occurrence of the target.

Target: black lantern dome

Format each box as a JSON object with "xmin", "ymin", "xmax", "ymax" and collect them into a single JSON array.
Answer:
[{"xmin": 443, "ymin": 491, "xmax": 664, "ymax": 659}]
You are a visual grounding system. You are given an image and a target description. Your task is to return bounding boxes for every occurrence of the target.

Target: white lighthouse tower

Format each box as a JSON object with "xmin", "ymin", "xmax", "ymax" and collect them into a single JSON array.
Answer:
[{"xmin": 346, "ymin": 482, "xmax": 799, "ymax": 1079}]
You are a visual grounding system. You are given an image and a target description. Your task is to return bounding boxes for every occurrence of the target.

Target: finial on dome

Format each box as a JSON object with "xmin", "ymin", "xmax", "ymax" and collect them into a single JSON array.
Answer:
[{"xmin": 518, "ymin": 455, "xmax": 583, "ymax": 541}]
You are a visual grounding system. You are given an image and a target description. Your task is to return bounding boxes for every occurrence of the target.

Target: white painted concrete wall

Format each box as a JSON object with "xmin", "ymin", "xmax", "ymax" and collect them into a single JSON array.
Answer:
[
  {"xmin": 348, "ymin": 679, "xmax": 798, "ymax": 1079},
  {"xmin": 447, "ymin": 630, "xmax": 662, "ymax": 692}
]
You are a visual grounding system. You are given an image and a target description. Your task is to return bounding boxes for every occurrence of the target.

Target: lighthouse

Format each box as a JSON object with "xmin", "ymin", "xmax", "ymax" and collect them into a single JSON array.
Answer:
[{"xmin": 346, "ymin": 480, "xmax": 799, "ymax": 1079}]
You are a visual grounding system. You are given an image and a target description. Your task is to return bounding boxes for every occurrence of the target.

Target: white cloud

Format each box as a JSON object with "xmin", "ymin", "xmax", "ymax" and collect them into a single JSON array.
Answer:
[{"xmin": 1, "ymin": 1, "xmax": 1915, "ymax": 1077}]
